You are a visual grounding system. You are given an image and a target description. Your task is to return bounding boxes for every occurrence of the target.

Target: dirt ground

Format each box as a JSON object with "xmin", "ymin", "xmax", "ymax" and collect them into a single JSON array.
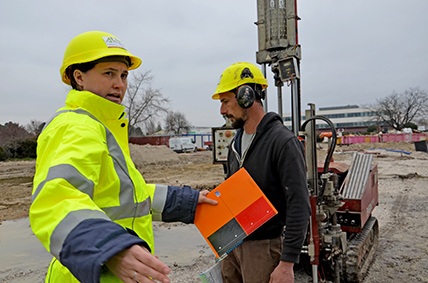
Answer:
[{"xmin": 1, "ymin": 142, "xmax": 428, "ymax": 282}]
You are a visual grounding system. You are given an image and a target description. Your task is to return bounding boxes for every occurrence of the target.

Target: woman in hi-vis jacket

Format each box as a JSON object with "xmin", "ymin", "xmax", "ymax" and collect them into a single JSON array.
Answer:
[{"xmin": 29, "ymin": 31, "xmax": 217, "ymax": 283}]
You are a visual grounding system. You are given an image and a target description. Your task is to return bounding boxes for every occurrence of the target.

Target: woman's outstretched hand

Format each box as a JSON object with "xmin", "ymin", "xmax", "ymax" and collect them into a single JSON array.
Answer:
[{"xmin": 105, "ymin": 244, "xmax": 170, "ymax": 283}]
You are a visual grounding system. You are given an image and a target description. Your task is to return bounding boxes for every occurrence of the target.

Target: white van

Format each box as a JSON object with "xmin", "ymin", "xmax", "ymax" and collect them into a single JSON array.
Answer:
[{"xmin": 169, "ymin": 137, "xmax": 197, "ymax": 153}]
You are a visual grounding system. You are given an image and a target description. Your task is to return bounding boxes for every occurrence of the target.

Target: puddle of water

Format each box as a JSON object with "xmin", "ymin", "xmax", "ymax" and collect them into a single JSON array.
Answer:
[
  {"xmin": 0, "ymin": 218, "xmax": 213, "ymax": 281},
  {"xmin": 153, "ymin": 223, "xmax": 213, "ymax": 266},
  {"xmin": 0, "ymin": 218, "xmax": 51, "ymax": 271}
]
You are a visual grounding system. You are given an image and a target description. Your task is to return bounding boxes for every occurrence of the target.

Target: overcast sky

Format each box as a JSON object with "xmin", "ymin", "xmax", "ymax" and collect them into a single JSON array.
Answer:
[{"xmin": 1, "ymin": 0, "xmax": 427, "ymax": 129}]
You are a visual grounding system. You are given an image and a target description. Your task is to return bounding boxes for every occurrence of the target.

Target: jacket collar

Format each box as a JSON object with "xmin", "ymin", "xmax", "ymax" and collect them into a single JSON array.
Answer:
[
  {"xmin": 232, "ymin": 112, "xmax": 282, "ymax": 155},
  {"xmin": 256, "ymin": 112, "xmax": 283, "ymax": 133},
  {"xmin": 65, "ymin": 89, "xmax": 126, "ymax": 121}
]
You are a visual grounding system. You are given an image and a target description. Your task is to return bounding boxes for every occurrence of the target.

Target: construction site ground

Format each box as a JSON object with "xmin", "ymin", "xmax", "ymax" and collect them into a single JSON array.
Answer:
[{"xmin": 0, "ymin": 141, "xmax": 427, "ymax": 282}]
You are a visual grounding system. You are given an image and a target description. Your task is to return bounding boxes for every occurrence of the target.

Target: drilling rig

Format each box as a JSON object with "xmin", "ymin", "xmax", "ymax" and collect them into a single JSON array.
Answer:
[
  {"xmin": 211, "ymin": 1, "xmax": 379, "ymax": 282},
  {"xmin": 299, "ymin": 107, "xmax": 379, "ymax": 283}
]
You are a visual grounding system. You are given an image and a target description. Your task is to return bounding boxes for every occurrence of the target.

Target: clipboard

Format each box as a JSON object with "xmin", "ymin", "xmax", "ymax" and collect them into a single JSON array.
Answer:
[{"xmin": 194, "ymin": 168, "xmax": 278, "ymax": 259}]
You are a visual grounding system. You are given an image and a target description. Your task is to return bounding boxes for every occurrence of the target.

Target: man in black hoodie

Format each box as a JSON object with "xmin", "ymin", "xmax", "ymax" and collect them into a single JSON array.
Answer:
[{"xmin": 212, "ymin": 62, "xmax": 311, "ymax": 283}]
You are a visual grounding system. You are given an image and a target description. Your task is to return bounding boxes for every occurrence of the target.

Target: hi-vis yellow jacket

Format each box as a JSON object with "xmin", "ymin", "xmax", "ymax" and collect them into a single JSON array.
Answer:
[{"xmin": 30, "ymin": 90, "xmax": 199, "ymax": 283}]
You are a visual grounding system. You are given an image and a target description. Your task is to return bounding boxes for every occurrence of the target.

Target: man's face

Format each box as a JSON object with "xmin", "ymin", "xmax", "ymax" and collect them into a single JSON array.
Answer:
[{"xmin": 219, "ymin": 92, "xmax": 247, "ymax": 129}]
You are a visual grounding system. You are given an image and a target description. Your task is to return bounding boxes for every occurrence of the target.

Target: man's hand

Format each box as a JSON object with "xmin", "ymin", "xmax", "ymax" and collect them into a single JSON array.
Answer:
[
  {"xmin": 105, "ymin": 244, "xmax": 170, "ymax": 283},
  {"xmin": 269, "ymin": 261, "xmax": 294, "ymax": 283},
  {"xmin": 198, "ymin": 190, "xmax": 218, "ymax": 205}
]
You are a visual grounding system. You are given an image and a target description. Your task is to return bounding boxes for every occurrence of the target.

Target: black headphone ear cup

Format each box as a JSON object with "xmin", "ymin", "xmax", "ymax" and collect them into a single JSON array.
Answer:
[{"xmin": 236, "ymin": 85, "xmax": 255, "ymax": 109}]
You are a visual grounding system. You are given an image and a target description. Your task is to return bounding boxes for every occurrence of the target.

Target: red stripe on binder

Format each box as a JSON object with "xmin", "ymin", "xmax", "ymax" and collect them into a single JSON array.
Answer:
[{"xmin": 235, "ymin": 196, "xmax": 277, "ymax": 235}]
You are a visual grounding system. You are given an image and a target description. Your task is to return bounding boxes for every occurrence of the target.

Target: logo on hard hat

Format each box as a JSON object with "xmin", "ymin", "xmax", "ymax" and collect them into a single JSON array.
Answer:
[
  {"xmin": 103, "ymin": 36, "xmax": 126, "ymax": 49},
  {"xmin": 241, "ymin": 68, "xmax": 254, "ymax": 79}
]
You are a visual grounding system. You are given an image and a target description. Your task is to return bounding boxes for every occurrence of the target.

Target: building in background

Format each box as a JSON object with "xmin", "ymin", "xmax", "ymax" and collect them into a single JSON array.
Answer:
[{"xmin": 283, "ymin": 105, "xmax": 390, "ymax": 133}]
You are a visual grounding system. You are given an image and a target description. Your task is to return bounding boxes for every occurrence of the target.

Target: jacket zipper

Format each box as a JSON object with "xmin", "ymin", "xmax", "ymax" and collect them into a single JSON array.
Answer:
[{"xmin": 232, "ymin": 132, "xmax": 256, "ymax": 168}]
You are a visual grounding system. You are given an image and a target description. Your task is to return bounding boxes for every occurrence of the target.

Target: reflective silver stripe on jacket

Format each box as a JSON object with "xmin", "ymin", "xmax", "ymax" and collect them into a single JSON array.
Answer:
[
  {"xmin": 35, "ymin": 109, "xmax": 152, "ymax": 256},
  {"xmin": 32, "ymin": 164, "xmax": 95, "ymax": 201},
  {"xmin": 41, "ymin": 109, "xmax": 135, "ymax": 205},
  {"xmin": 151, "ymin": 185, "xmax": 168, "ymax": 221},
  {"xmin": 50, "ymin": 209, "xmax": 110, "ymax": 259}
]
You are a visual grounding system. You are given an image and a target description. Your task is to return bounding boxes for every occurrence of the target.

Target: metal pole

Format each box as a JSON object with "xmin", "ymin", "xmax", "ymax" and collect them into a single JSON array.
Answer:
[
  {"xmin": 277, "ymin": 86, "xmax": 283, "ymax": 121},
  {"xmin": 262, "ymin": 63, "xmax": 268, "ymax": 113},
  {"xmin": 305, "ymin": 104, "xmax": 318, "ymax": 196},
  {"xmin": 291, "ymin": 78, "xmax": 300, "ymax": 136},
  {"xmin": 305, "ymin": 104, "xmax": 319, "ymax": 283},
  {"xmin": 312, "ymin": 265, "xmax": 318, "ymax": 283}
]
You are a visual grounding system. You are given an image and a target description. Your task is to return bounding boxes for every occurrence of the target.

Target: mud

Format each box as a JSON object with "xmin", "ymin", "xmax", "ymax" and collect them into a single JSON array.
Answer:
[{"xmin": 0, "ymin": 143, "xmax": 428, "ymax": 282}]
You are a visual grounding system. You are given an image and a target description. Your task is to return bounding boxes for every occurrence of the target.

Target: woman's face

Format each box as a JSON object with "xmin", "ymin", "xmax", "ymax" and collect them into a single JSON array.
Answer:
[{"xmin": 74, "ymin": 61, "xmax": 129, "ymax": 104}]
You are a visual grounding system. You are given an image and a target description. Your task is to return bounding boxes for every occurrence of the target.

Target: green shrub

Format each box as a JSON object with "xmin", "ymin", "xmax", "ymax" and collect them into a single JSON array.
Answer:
[
  {"xmin": 0, "ymin": 146, "xmax": 6, "ymax": 161},
  {"xmin": 367, "ymin": 125, "xmax": 377, "ymax": 133},
  {"xmin": 4, "ymin": 137, "xmax": 37, "ymax": 159},
  {"xmin": 17, "ymin": 138, "xmax": 37, "ymax": 158},
  {"xmin": 403, "ymin": 123, "xmax": 417, "ymax": 130}
]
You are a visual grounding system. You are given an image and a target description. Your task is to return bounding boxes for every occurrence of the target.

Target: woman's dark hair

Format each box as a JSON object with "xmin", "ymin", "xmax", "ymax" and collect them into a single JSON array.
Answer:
[{"xmin": 65, "ymin": 62, "xmax": 96, "ymax": 90}]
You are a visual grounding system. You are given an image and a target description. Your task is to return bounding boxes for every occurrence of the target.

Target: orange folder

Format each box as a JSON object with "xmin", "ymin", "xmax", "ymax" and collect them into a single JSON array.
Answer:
[{"xmin": 194, "ymin": 168, "xmax": 278, "ymax": 258}]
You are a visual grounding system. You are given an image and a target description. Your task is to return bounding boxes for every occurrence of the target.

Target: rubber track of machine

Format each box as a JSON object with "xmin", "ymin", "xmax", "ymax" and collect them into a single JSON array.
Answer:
[{"xmin": 344, "ymin": 216, "xmax": 379, "ymax": 283}]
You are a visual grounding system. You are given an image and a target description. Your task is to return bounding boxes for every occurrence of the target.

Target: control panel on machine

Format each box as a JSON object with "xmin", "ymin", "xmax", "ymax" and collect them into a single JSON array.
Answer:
[
  {"xmin": 278, "ymin": 57, "xmax": 300, "ymax": 82},
  {"xmin": 211, "ymin": 127, "xmax": 236, "ymax": 164}
]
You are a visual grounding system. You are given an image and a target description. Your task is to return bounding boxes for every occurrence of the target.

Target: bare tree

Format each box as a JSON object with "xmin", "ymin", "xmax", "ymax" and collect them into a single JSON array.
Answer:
[
  {"xmin": 25, "ymin": 119, "xmax": 45, "ymax": 136},
  {"xmin": 144, "ymin": 120, "xmax": 160, "ymax": 135},
  {"xmin": 372, "ymin": 87, "xmax": 428, "ymax": 131},
  {"xmin": 129, "ymin": 126, "xmax": 144, "ymax": 137},
  {"xmin": 417, "ymin": 117, "xmax": 428, "ymax": 129},
  {"xmin": 123, "ymin": 71, "xmax": 170, "ymax": 137},
  {"xmin": 0, "ymin": 122, "xmax": 31, "ymax": 146},
  {"xmin": 156, "ymin": 123, "xmax": 163, "ymax": 133},
  {"xmin": 143, "ymin": 121, "xmax": 164, "ymax": 135},
  {"xmin": 164, "ymin": 111, "xmax": 192, "ymax": 135}
]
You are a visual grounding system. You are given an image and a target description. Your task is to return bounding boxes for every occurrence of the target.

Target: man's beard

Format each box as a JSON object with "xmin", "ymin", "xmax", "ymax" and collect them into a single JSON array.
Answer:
[{"xmin": 231, "ymin": 116, "xmax": 245, "ymax": 129}]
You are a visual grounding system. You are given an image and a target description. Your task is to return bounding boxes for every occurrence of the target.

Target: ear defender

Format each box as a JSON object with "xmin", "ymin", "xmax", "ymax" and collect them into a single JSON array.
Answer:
[
  {"xmin": 235, "ymin": 67, "xmax": 257, "ymax": 108},
  {"xmin": 236, "ymin": 85, "xmax": 256, "ymax": 109}
]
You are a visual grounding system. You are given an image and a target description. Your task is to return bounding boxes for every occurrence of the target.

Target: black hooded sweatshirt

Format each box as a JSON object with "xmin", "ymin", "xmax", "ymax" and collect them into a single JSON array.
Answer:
[{"xmin": 226, "ymin": 112, "xmax": 311, "ymax": 263}]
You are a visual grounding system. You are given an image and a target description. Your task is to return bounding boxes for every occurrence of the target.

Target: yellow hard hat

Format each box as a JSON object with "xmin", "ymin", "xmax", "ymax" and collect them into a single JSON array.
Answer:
[
  {"xmin": 60, "ymin": 31, "xmax": 142, "ymax": 85},
  {"xmin": 212, "ymin": 62, "xmax": 268, "ymax": 99}
]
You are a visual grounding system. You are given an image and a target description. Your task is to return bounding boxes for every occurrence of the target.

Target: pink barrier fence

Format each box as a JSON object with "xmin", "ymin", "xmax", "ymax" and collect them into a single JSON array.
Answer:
[
  {"xmin": 340, "ymin": 133, "xmax": 427, "ymax": 145},
  {"xmin": 380, "ymin": 133, "xmax": 427, "ymax": 143}
]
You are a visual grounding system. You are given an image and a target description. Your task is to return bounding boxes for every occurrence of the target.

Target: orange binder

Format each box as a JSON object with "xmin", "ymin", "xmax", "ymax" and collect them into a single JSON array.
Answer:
[{"xmin": 194, "ymin": 168, "xmax": 278, "ymax": 258}]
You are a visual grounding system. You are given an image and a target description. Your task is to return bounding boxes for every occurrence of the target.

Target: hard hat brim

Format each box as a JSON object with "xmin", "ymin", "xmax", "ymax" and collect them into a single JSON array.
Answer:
[{"xmin": 60, "ymin": 50, "xmax": 142, "ymax": 85}]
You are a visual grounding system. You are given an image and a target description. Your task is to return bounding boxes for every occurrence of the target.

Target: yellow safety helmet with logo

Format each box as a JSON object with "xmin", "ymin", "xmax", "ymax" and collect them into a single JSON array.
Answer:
[
  {"xmin": 212, "ymin": 62, "xmax": 268, "ymax": 100},
  {"xmin": 60, "ymin": 31, "xmax": 142, "ymax": 85}
]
